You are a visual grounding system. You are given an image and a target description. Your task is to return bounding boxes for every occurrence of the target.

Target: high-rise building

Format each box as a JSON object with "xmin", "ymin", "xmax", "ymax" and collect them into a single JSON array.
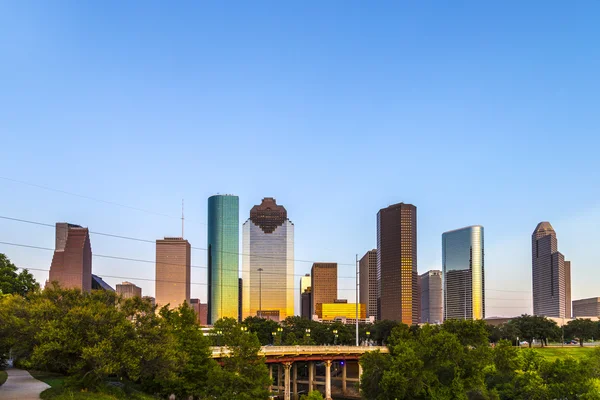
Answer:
[
  {"xmin": 359, "ymin": 250, "xmax": 378, "ymax": 319},
  {"xmin": 572, "ymin": 298, "xmax": 600, "ymax": 318},
  {"xmin": 377, "ymin": 203, "xmax": 419, "ymax": 324},
  {"xmin": 311, "ymin": 263, "xmax": 337, "ymax": 318},
  {"xmin": 207, "ymin": 194, "xmax": 239, "ymax": 324},
  {"xmin": 321, "ymin": 303, "xmax": 366, "ymax": 321},
  {"xmin": 238, "ymin": 278, "xmax": 243, "ymax": 322},
  {"xmin": 532, "ymin": 222, "xmax": 570, "ymax": 318},
  {"xmin": 242, "ymin": 198, "xmax": 294, "ymax": 321},
  {"xmin": 300, "ymin": 274, "xmax": 311, "ymax": 319},
  {"xmin": 420, "ymin": 270, "xmax": 443, "ymax": 323},
  {"xmin": 155, "ymin": 237, "xmax": 191, "ymax": 310},
  {"xmin": 565, "ymin": 261, "xmax": 572, "ymax": 319},
  {"xmin": 48, "ymin": 223, "xmax": 92, "ymax": 292},
  {"xmin": 116, "ymin": 281, "xmax": 142, "ymax": 299},
  {"xmin": 301, "ymin": 288, "xmax": 312, "ymax": 319},
  {"xmin": 442, "ymin": 226, "xmax": 485, "ymax": 321}
]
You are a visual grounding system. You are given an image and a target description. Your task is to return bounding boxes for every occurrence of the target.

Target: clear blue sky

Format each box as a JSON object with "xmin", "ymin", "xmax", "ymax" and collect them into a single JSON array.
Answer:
[{"xmin": 1, "ymin": 1, "xmax": 599, "ymax": 317}]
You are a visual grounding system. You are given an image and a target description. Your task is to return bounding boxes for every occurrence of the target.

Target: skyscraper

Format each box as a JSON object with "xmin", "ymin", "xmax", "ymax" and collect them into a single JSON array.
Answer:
[
  {"xmin": 300, "ymin": 274, "xmax": 311, "ymax": 318},
  {"xmin": 359, "ymin": 250, "xmax": 378, "ymax": 319},
  {"xmin": 377, "ymin": 203, "xmax": 419, "ymax": 324},
  {"xmin": 48, "ymin": 223, "xmax": 92, "ymax": 292},
  {"xmin": 155, "ymin": 237, "xmax": 191, "ymax": 310},
  {"xmin": 420, "ymin": 270, "xmax": 443, "ymax": 323},
  {"xmin": 311, "ymin": 263, "xmax": 338, "ymax": 318},
  {"xmin": 116, "ymin": 281, "xmax": 142, "ymax": 299},
  {"xmin": 532, "ymin": 222, "xmax": 570, "ymax": 318},
  {"xmin": 207, "ymin": 194, "xmax": 239, "ymax": 324},
  {"xmin": 242, "ymin": 198, "xmax": 294, "ymax": 321},
  {"xmin": 442, "ymin": 226, "xmax": 485, "ymax": 321}
]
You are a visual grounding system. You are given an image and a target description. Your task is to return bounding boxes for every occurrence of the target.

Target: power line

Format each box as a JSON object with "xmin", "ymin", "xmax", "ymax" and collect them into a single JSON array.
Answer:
[{"xmin": 0, "ymin": 215, "xmax": 357, "ymax": 268}]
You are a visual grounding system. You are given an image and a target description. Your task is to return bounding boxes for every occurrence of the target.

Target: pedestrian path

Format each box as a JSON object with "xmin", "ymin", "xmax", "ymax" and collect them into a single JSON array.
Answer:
[{"xmin": 0, "ymin": 369, "xmax": 50, "ymax": 400}]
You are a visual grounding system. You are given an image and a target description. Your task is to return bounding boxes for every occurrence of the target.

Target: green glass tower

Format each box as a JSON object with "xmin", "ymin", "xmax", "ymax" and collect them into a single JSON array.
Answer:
[{"xmin": 208, "ymin": 194, "xmax": 239, "ymax": 324}]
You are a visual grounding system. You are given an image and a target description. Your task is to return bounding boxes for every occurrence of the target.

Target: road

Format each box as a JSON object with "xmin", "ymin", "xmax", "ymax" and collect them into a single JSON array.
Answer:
[{"xmin": 0, "ymin": 369, "xmax": 50, "ymax": 400}]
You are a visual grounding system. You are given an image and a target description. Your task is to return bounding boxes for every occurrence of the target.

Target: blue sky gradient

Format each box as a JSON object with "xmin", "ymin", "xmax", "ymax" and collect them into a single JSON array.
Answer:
[{"xmin": 1, "ymin": 1, "xmax": 599, "ymax": 316}]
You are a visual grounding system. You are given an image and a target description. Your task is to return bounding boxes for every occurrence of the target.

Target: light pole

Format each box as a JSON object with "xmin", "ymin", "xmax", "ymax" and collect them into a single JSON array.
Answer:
[
  {"xmin": 278, "ymin": 327, "xmax": 283, "ymax": 344},
  {"xmin": 305, "ymin": 328, "xmax": 311, "ymax": 344},
  {"xmin": 272, "ymin": 331, "xmax": 277, "ymax": 345},
  {"xmin": 217, "ymin": 330, "xmax": 223, "ymax": 347},
  {"xmin": 366, "ymin": 331, "xmax": 370, "ymax": 346},
  {"xmin": 241, "ymin": 326, "xmax": 247, "ymax": 333},
  {"xmin": 356, "ymin": 254, "xmax": 359, "ymax": 346},
  {"xmin": 333, "ymin": 329, "xmax": 338, "ymax": 345},
  {"xmin": 257, "ymin": 268, "xmax": 263, "ymax": 318}
]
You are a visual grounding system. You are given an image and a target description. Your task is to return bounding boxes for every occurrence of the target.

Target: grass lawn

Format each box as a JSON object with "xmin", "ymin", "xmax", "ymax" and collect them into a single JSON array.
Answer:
[
  {"xmin": 29, "ymin": 371, "xmax": 156, "ymax": 400},
  {"xmin": 0, "ymin": 370, "xmax": 7, "ymax": 386},
  {"xmin": 533, "ymin": 346, "xmax": 596, "ymax": 361}
]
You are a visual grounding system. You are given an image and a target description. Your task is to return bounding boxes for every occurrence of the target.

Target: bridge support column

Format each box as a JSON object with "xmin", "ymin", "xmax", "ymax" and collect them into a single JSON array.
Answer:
[
  {"xmin": 284, "ymin": 362, "xmax": 292, "ymax": 400},
  {"xmin": 269, "ymin": 364, "xmax": 273, "ymax": 392},
  {"xmin": 308, "ymin": 361, "xmax": 314, "ymax": 392},
  {"xmin": 278, "ymin": 364, "xmax": 283, "ymax": 392},
  {"xmin": 342, "ymin": 361, "xmax": 347, "ymax": 394},
  {"xmin": 325, "ymin": 359, "xmax": 332, "ymax": 400},
  {"xmin": 293, "ymin": 363, "xmax": 298, "ymax": 400}
]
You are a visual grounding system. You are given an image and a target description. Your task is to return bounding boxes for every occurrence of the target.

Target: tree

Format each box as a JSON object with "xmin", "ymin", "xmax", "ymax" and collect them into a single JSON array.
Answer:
[
  {"xmin": 0, "ymin": 253, "xmax": 39, "ymax": 297},
  {"xmin": 371, "ymin": 319, "xmax": 399, "ymax": 345},
  {"xmin": 565, "ymin": 319, "xmax": 597, "ymax": 347},
  {"xmin": 300, "ymin": 390, "xmax": 324, "ymax": 400},
  {"xmin": 243, "ymin": 316, "xmax": 280, "ymax": 345},
  {"xmin": 509, "ymin": 315, "xmax": 557, "ymax": 347}
]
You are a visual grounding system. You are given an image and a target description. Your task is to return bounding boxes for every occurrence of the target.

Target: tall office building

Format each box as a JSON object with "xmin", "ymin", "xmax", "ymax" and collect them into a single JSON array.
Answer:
[
  {"xmin": 442, "ymin": 226, "xmax": 485, "ymax": 321},
  {"xmin": 311, "ymin": 263, "xmax": 337, "ymax": 318},
  {"xmin": 116, "ymin": 281, "xmax": 142, "ymax": 299},
  {"xmin": 207, "ymin": 194, "xmax": 239, "ymax": 324},
  {"xmin": 155, "ymin": 237, "xmax": 191, "ymax": 310},
  {"xmin": 572, "ymin": 298, "xmax": 600, "ymax": 318},
  {"xmin": 300, "ymin": 274, "xmax": 311, "ymax": 318},
  {"xmin": 532, "ymin": 222, "xmax": 571, "ymax": 318},
  {"xmin": 238, "ymin": 278, "xmax": 243, "ymax": 322},
  {"xmin": 359, "ymin": 250, "xmax": 378, "ymax": 319},
  {"xmin": 190, "ymin": 299, "xmax": 209, "ymax": 325},
  {"xmin": 242, "ymin": 198, "xmax": 294, "ymax": 321},
  {"xmin": 377, "ymin": 203, "xmax": 419, "ymax": 324},
  {"xmin": 48, "ymin": 223, "xmax": 92, "ymax": 292},
  {"xmin": 420, "ymin": 270, "xmax": 443, "ymax": 323}
]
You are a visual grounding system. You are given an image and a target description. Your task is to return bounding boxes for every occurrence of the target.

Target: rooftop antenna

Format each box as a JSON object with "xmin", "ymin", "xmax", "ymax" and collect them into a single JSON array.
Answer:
[{"xmin": 181, "ymin": 199, "xmax": 185, "ymax": 238}]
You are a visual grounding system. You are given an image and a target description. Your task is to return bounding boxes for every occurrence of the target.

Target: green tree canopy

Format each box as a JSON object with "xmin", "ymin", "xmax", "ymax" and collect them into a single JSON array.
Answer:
[
  {"xmin": 0, "ymin": 253, "xmax": 39, "ymax": 296},
  {"xmin": 565, "ymin": 318, "xmax": 597, "ymax": 347}
]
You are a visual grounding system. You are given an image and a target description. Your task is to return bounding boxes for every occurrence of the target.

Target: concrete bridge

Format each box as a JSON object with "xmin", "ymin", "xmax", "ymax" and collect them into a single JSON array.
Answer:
[{"xmin": 211, "ymin": 345, "xmax": 388, "ymax": 400}]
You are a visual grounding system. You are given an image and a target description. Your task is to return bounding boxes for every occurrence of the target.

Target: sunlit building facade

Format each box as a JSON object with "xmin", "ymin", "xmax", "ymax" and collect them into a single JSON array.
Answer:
[
  {"xmin": 207, "ymin": 194, "xmax": 239, "ymax": 324},
  {"xmin": 359, "ymin": 249, "xmax": 378, "ymax": 319},
  {"xmin": 48, "ymin": 223, "xmax": 92, "ymax": 292},
  {"xmin": 242, "ymin": 198, "xmax": 294, "ymax": 321},
  {"xmin": 321, "ymin": 303, "xmax": 366, "ymax": 321},
  {"xmin": 155, "ymin": 237, "xmax": 191, "ymax": 310},
  {"xmin": 442, "ymin": 226, "xmax": 485, "ymax": 321},
  {"xmin": 420, "ymin": 270, "xmax": 443, "ymax": 324},
  {"xmin": 377, "ymin": 203, "xmax": 419, "ymax": 324},
  {"xmin": 532, "ymin": 222, "xmax": 570, "ymax": 318}
]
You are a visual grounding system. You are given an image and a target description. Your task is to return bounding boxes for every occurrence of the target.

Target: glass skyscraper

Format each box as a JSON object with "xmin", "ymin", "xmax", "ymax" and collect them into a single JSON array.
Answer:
[
  {"xmin": 207, "ymin": 194, "xmax": 239, "ymax": 324},
  {"xmin": 442, "ymin": 226, "xmax": 485, "ymax": 321},
  {"xmin": 242, "ymin": 198, "xmax": 294, "ymax": 321}
]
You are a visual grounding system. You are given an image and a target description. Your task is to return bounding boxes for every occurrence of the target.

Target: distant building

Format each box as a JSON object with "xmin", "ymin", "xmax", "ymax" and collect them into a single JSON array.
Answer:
[
  {"xmin": 359, "ymin": 250, "xmax": 378, "ymax": 320},
  {"xmin": 191, "ymin": 298, "xmax": 209, "ymax": 325},
  {"xmin": 208, "ymin": 194, "xmax": 240, "ymax": 324},
  {"xmin": 242, "ymin": 198, "xmax": 294, "ymax": 321},
  {"xmin": 116, "ymin": 281, "xmax": 142, "ymax": 299},
  {"xmin": 311, "ymin": 263, "xmax": 337, "ymax": 318},
  {"xmin": 155, "ymin": 237, "xmax": 191, "ymax": 310},
  {"xmin": 92, "ymin": 275, "xmax": 114, "ymax": 291},
  {"xmin": 320, "ymin": 303, "xmax": 366, "ymax": 321},
  {"xmin": 443, "ymin": 226, "xmax": 485, "ymax": 321},
  {"xmin": 238, "ymin": 278, "xmax": 243, "ymax": 322},
  {"xmin": 532, "ymin": 222, "xmax": 571, "ymax": 318},
  {"xmin": 48, "ymin": 223, "xmax": 92, "ymax": 292},
  {"xmin": 143, "ymin": 296, "xmax": 156, "ymax": 307},
  {"xmin": 300, "ymin": 274, "xmax": 312, "ymax": 319},
  {"xmin": 420, "ymin": 270, "xmax": 442, "ymax": 324},
  {"xmin": 377, "ymin": 203, "xmax": 419, "ymax": 324},
  {"xmin": 573, "ymin": 298, "xmax": 600, "ymax": 318}
]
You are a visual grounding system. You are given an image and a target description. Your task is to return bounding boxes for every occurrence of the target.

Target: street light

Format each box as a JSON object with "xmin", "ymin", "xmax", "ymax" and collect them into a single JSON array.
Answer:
[
  {"xmin": 277, "ymin": 327, "xmax": 283, "ymax": 344},
  {"xmin": 366, "ymin": 331, "xmax": 371, "ymax": 346},
  {"xmin": 272, "ymin": 331, "xmax": 277, "ymax": 345},
  {"xmin": 333, "ymin": 329, "xmax": 338, "ymax": 345},
  {"xmin": 305, "ymin": 328, "xmax": 311, "ymax": 343},
  {"xmin": 241, "ymin": 326, "xmax": 247, "ymax": 333},
  {"xmin": 217, "ymin": 330, "xmax": 223, "ymax": 347},
  {"xmin": 257, "ymin": 268, "xmax": 263, "ymax": 318}
]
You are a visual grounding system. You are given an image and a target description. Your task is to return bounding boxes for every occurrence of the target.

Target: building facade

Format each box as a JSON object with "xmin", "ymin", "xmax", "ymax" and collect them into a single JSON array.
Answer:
[
  {"xmin": 155, "ymin": 237, "xmax": 191, "ymax": 310},
  {"xmin": 377, "ymin": 203, "xmax": 419, "ymax": 324},
  {"xmin": 320, "ymin": 303, "xmax": 366, "ymax": 321},
  {"xmin": 311, "ymin": 263, "xmax": 338, "ymax": 319},
  {"xmin": 359, "ymin": 250, "xmax": 378, "ymax": 320},
  {"xmin": 242, "ymin": 198, "xmax": 294, "ymax": 321},
  {"xmin": 420, "ymin": 270, "xmax": 443, "ymax": 324},
  {"xmin": 442, "ymin": 226, "xmax": 485, "ymax": 321},
  {"xmin": 532, "ymin": 222, "xmax": 570, "ymax": 318},
  {"xmin": 191, "ymin": 298, "xmax": 209, "ymax": 325},
  {"xmin": 572, "ymin": 298, "xmax": 600, "ymax": 318},
  {"xmin": 116, "ymin": 281, "xmax": 142, "ymax": 299},
  {"xmin": 207, "ymin": 194, "xmax": 240, "ymax": 324},
  {"xmin": 300, "ymin": 274, "xmax": 312, "ymax": 319},
  {"xmin": 48, "ymin": 223, "xmax": 92, "ymax": 292}
]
